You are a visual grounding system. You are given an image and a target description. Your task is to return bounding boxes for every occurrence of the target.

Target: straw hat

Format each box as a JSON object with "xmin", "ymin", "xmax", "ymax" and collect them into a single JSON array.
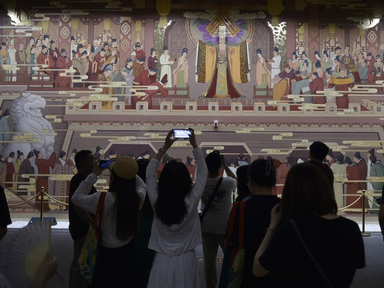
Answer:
[{"xmin": 109, "ymin": 156, "xmax": 138, "ymax": 180}]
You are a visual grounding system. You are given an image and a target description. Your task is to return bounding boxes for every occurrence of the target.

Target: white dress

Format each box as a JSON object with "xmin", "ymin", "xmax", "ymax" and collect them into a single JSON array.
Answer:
[
  {"xmin": 160, "ymin": 53, "xmax": 173, "ymax": 88},
  {"xmin": 270, "ymin": 55, "xmax": 281, "ymax": 87},
  {"xmin": 146, "ymin": 148, "xmax": 208, "ymax": 288}
]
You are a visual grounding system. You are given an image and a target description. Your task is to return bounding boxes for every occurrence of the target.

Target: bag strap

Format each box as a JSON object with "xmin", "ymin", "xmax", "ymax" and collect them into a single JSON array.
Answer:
[
  {"xmin": 290, "ymin": 219, "xmax": 334, "ymax": 288},
  {"xmin": 94, "ymin": 192, "xmax": 107, "ymax": 235},
  {"xmin": 238, "ymin": 201, "xmax": 245, "ymax": 248},
  {"xmin": 201, "ymin": 177, "xmax": 223, "ymax": 222},
  {"xmin": 225, "ymin": 201, "xmax": 246, "ymax": 248}
]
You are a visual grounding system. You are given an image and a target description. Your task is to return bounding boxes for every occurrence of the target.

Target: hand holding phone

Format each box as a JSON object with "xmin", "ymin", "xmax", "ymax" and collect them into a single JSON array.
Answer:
[
  {"xmin": 99, "ymin": 159, "xmax": 115, "ymax": 170},
  {"xmin": 93, "ymin": 160, "xmax": 104, "ymax": 176}
]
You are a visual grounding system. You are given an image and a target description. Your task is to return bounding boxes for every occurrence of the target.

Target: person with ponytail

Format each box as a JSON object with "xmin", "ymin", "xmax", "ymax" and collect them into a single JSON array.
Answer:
[
  {"xmin": 253, "ymin": 162, "xmax": 365, "ymax": 287},
  {"xmin": 145, "ymin": 129, "xmax": 207, "ymax": 288},
  {"xmin": 224, "ymin": 159, "xmax": 280, "ymax": 288},
  {"xmin": 71, "ymin": 155, "xmax": 146, "ymax": 287}
]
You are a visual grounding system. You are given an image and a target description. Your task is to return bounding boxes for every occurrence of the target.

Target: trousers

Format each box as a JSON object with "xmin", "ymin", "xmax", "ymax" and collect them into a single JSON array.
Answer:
[
  {"xmin": 202, "ymin": 232, "xmax": 226, "ymax": 288},
  {"xmin": 69, "ymin": 236, "xmax": 88, "ymax": 288}
]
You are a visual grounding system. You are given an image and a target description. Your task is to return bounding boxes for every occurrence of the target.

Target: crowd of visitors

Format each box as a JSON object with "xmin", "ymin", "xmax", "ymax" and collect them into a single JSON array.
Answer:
[{"xmin": 4, "ymin": 131, "xmax": 384, "ymax": 288}]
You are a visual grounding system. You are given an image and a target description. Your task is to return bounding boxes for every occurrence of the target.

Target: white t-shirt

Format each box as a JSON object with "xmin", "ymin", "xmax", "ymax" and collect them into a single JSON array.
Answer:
[
  {"xmin": 223, "ymin": 166, "xmax": 237, "ymax": 178},
  {"xmin": 201, "ymin": 176, "xmax": 237, "ymax": 235}
]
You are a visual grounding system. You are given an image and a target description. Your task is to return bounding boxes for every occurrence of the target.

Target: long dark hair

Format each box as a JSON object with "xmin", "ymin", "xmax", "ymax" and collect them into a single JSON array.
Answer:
[
  {"xmin": 109, "ymin": 172, "xmax": 140, "ymax": 241},
  {"xmin": 155, "ymin": 160, "xmax": 192, "ymax": 226},
  {"xmin": 136, "ymin": 159, "xmax": 153, "ymax": 217},
  {"xmin": 282, "ymin": 163, "xmax": 337, "ymax": 219}
]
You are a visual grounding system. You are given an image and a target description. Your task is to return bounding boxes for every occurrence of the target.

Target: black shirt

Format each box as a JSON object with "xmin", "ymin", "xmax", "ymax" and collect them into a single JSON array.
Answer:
[
  {"xmin": 69, "ymin": 173, "xmax": 96, "ymax": 241},
  {"xmin": 309, "ymin": 159, "xmax": 334, "ymax": 185},
  {"xmin": 0, "ymin": 186, "xmax": 11, "ymax": 228},
  {"xmin": 232, "ymin": 195, "xmax": 281, "ymax": 288},
  {"xmin": 259, "ymin": 215, "xmax": 365, "ymax": 288}
]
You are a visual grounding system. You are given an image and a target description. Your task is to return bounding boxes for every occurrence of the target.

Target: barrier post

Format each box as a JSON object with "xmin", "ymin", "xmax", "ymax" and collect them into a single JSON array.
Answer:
[
  {"xmin": 361, "ymin": 190, "xmax": 371, "ymax": 237},
  {"xmin": 40, "ymin": 187, "xmax": 44, "ymax": 221}
]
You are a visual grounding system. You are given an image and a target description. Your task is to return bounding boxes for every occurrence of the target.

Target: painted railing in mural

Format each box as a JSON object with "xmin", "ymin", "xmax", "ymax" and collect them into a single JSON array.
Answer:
[
  {"xmin": 6, "ymin": 177, "xmax": 382, "ymax": 237},
  {"xmin": 64, "ymin": 99, "xmax": 384, "ymax": 117},
  {"xmin": 0, "ymin": 70, "xmax": 190, "ymax": 96},
  {"xmin": 0, "ymin": 70, "xmax": 90, "ymax": 90},
  {"xmin": 253, "ymin": 85, "xmax": 273, "ymax": 100}
]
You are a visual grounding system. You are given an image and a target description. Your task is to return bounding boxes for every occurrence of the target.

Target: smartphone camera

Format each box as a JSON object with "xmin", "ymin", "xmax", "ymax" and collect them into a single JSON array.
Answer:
[
  {"xmin": 99, "ymin": 159, "xmax": 116, "ymax": 169},
  {"xmin": 173, "ymin": 129, "xmax": 192, "ymax": 139}
]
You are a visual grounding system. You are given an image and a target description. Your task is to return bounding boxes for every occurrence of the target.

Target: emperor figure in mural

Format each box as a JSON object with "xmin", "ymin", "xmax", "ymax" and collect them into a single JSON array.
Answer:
[{"xmin": 196, "ymin": 26, "xmax": 251, "ymax": 98}]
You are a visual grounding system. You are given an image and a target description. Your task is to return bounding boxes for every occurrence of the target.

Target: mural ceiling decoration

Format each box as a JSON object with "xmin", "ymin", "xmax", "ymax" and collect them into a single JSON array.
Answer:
[{"xmin": 0, "ymin": 0, "xmax": 384, "ymax": 214}]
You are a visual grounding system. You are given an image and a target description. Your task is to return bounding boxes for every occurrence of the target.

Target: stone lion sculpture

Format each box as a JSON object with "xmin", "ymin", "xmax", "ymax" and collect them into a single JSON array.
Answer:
[{"xmin": 2, "ymin": 92, "xmax": 55, "ymax": 159}]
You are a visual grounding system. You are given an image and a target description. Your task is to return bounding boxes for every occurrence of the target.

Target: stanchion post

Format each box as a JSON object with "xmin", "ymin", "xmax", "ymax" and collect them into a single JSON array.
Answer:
[
  {"xmin": 361, "ymin": 190, "xmax": 371, "ymax": 237},
  {"xmin": 40, "ymin": 187, "xmax": 44, "ymax": 221}
]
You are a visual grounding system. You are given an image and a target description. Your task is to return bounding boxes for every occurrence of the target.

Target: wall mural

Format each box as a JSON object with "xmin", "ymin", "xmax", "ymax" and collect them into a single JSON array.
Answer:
[{"xmin": 1, "ymin": 6, "xmax": 384, "ymax": 214}]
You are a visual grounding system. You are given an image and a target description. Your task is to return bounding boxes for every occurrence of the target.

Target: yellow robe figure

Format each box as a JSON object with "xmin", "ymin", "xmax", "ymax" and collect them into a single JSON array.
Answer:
[
  {"xmin": 196, "ymin": 39, "xmax": 250, "ymax": 98},
  {"xmin": 98, "ymin": 71, "xmax": 113, "ymax": 110}
]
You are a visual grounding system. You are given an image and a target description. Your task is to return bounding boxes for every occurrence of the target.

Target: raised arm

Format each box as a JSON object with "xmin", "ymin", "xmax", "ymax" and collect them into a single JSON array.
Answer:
[
  {"xmin": 71, "ymin": 162, "xmax": 104, "ymax": 214},
  {"xmin": 146, "ymin": 158, "xmax": 160, "ymax": 206},
  {"xmin": 71, "ymin": 173, "xmax": 100, "ymax": 214},
  {"xmin": 188, "ymin": 129, "xmax": 207, "ymax": 199},
  {"xmin": 191, "ymin": 147, "xmax": 207, "ymax": 199},
  {"xmin": 136, "ymin": 175, "xmax": 147, "ymax": 207},
  {"xmin": 221, "ymin": 155, "xmax": 237, "ymax": 180}
]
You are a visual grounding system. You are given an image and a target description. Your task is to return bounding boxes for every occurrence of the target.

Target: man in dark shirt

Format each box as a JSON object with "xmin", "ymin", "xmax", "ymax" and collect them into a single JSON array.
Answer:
[
  {"xmin": 0, "ymin": 186, "xmax": 11, "ymax": 241},
  {"xmin": 308, "ymin": 141, "xmax": 334, "ymax": 185},
  {"xmin": 69, "ymin": 150, "xmax": 96, "ymax": 288}
]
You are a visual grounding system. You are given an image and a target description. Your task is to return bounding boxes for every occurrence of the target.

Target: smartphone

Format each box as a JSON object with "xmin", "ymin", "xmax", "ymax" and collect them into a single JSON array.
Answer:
[
  {"xmin": 173, "ymin": 129, "xmax": 192, "ymax": 139},
  {"xmin": 99, "ymin": 159, "xmax": 115, "ymax": 169}
]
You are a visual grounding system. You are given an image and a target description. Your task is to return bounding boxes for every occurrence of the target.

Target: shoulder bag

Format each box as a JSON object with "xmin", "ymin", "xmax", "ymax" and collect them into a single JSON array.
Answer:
[{"xmin": 78, "ymin": 192, "xmax": 107, "ymax": 285}]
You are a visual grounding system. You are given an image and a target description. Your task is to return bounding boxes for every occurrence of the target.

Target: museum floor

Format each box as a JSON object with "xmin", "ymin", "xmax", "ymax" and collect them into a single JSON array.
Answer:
[{"xmin": 6, "ymin": 211, "xmax": 384, "ymax": 288}]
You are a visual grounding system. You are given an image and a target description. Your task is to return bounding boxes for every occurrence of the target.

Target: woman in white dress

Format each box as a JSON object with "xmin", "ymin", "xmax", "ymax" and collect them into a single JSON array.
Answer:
[
  {"xmin": 160, "ymin": 45, "xmax": 174, "ymax": 88},
  {"xmin": 146, "ymin": 129, "xmax": 208, "ymax": 288}
]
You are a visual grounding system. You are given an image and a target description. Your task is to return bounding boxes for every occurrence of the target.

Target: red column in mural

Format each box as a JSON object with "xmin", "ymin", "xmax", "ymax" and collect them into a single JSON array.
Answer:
[
  {"xmin": 308, "ymin": 5, "xmax": 320, "ymax": 63},
  {"xmin": 366, "ymin": 27, "xmax": 379, "ymax": 57},
  {"xmin": 59, "ymin": 15, "xmax": 71, "ymax": 56},
  {"xmin": 119, "ymin": 17, "xmax": 132, "ymax": 70}
]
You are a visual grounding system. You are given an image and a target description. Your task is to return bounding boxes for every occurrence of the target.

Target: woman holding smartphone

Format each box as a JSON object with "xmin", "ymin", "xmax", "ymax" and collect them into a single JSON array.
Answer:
[
  {"xmin": 71, "ymin": 155, "xmax": 147, "ymax": 287},
  {"xmin": 146, "ymin": 129, "xmax": 208, "ymax": 288}
]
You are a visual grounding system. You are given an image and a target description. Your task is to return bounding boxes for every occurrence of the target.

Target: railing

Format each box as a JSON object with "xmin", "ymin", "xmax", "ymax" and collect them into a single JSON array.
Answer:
[
  {"xmin": 0, "ymin": 70, "xmax": 89, "ymax": 90},
  {"xmin": 0, "ymin": 71, "xmax": 190, "ymax": 96},
  {"xmin": 6, "ymin": 177, "xmax": 382, "ymax": 236},
  {"xmin": 253, "ymin": 85, "xmax": 273, "ymax": 100}
]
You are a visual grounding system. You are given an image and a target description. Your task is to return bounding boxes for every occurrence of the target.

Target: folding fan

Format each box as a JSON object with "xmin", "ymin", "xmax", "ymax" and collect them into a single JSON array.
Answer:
[{"xmin": 0, "ymin": 221, "xmax": 51, "ymax": 288}]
